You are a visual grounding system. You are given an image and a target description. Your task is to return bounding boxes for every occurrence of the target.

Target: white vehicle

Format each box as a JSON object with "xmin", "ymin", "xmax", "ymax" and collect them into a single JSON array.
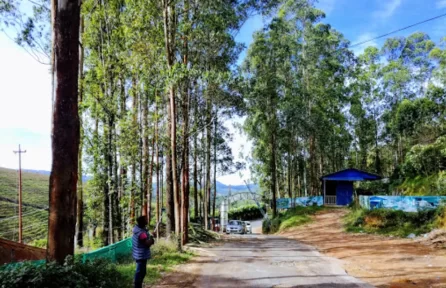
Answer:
[
  {"xmin": 226, "ymin": 220, "xmax": 245, "ymax": 234},
  {"xmin": 244, "ymin": 221, "xmax": 252, "ymax": 234}
]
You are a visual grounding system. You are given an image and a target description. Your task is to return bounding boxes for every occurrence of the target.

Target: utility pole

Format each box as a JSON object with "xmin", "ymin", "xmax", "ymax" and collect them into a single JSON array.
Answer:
[{"xmin": 13, "ymin": 144, "xmax": 26, "ymax": 243}]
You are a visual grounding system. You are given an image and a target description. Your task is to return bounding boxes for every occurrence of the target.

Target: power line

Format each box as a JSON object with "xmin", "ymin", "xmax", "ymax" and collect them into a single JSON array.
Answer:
[{"xmin": 349, "ymin": 13, "xmax": 446, "ymax": 49}]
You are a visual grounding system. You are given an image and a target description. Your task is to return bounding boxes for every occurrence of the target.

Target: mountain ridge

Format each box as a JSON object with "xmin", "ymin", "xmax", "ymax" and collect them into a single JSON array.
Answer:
[{"xmin": 14, "ymin": 168, "xmax": 258, "ymax": 195}]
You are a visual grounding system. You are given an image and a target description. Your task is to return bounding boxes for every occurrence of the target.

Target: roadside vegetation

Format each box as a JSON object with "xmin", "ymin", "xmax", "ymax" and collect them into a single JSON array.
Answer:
[
  {"xmin": 344, "ymin": 206, "xmax": 446, "ymax": 237},
  {"xmin": 0, "ymin": 238, "xmax": 193, "ymax": 288},
  {"xmin": 262, "ymin": 206, "xmax": 323, "ymax": 234},
  {"xmin": 229, "ymin": 204, "xmax": 265, "ymax": 221},
  {"xmin": 116, "ymin": 239, "xmax": 193, "ymax": 287}
]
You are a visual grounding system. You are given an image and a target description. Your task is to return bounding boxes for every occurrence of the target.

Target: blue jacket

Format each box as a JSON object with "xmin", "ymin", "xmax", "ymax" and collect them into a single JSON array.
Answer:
[{"xmin": 132, "ymin": 226, "xmax": 151, "ymax": 260}]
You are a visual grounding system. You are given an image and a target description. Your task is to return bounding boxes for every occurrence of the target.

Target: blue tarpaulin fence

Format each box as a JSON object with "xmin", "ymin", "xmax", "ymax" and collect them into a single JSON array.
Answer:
[
  {"xmin": 276, "ymin": 196, "xmax": 323, "ymax": 209},
  {"xmin": 359, "ymin": 196, "xmax": 446, "ymax": 212}
]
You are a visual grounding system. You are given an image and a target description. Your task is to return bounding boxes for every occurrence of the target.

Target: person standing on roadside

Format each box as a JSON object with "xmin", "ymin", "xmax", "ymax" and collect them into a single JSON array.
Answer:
[{"xmin": 132, "ymin": 216, "xmax": 154, "ymax": 288}]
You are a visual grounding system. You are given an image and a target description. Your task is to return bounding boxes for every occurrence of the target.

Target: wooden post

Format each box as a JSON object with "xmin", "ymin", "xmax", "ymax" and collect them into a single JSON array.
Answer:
[{"xmin": 13, "ymin": 145, "xmax": 26, "ymax": 243}]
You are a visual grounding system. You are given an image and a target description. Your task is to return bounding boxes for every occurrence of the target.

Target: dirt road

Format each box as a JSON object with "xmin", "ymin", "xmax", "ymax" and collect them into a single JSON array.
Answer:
[
  {"xmin": 280, "ymin": 209, "xmax": 446, "ymax": 288},
  {"xmin": 151, "ymin": 233, "xmax": 372, "ymax": 288}
]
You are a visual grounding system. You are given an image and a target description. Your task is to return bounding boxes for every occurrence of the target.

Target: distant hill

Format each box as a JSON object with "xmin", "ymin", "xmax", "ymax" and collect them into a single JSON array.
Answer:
[
  {"xmin": 23, "ymin": 169, "xmax": 91, "ymax": 183},
  {"xmin": 215, "ymin": 182, "xmax": 259, "ymax": 195},
  {"xmin": 5, "ymin": 167, "xmax": 258, "ymax": 196}
]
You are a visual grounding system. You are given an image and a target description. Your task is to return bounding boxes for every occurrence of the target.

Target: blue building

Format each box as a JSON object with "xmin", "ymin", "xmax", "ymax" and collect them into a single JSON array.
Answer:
[{"xmin": 320, "ymin": 168, "xmax": 381, "ymax": 206}]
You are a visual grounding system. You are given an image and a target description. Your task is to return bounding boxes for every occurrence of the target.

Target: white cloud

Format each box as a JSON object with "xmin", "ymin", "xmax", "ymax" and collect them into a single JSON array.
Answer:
[
  {"xmin": 351, "ymin": 32, "xmax": 378, "ymax": 55},
  {"xmin": 373, "ymin": 0, "xmax": 402, "ymax": 19},
  {"xmin": 317, "ymin": 0, "xmax": 336, "ymax": 15},
  {"xmin": 437, "ymin": 0, "xmax": 446, "ymax": 8}
]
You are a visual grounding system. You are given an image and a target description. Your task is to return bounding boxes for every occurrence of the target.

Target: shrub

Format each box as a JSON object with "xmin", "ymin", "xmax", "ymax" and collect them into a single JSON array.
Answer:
[
  {"xmin": 344, "ymin": 207, "xmax": 442, "ymax": 237},
  {"xmin": 228, "ymin": 204, "xmax": 265, "ymax": 220},
  {"xmin": 262, "ymin": 218, "xmax": 271, "ymax": 234},
  {"xmin": 262, "ymin": 206, "xmax": 322, "ymax": 234},
  {"xmin": 29, "ymin": 238, "xmax": 47, "ymax": 248},
  {"xmin": 151, "ymin": 238, "xmax": 178, "ymax": 257},
  {"xmin": 0, "ymin": 257, "xmax": 129, "ymax": 288}
]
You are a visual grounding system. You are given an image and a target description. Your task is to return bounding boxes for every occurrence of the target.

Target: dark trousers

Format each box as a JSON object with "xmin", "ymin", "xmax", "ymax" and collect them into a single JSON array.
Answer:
[{"xmin": 134, "ymin": 259, "xmax": 147, "ymax": 288}]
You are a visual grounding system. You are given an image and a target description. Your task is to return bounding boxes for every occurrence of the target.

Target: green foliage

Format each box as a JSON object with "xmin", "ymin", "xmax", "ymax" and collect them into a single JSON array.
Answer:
[
  {"xmin": 262, "ymin": 206, "xmax": 322, "ymax": 234},
  {"xmin": 228, "ymin": 204, "xmax": 265, "ymax": 220},
  {"xmin": 344, "ymin": 207, "xmax": 445, "ymax": 237},
  {"xmin": 29, "ymin": 238, "xmax": 47, "ymax": 249},
  {"xmin": 116, "ymin": 239, "xmax": 193, "ymax": 287},
  {"xmin": 0, "ymin": 257, "xmax": 129, "ymax": 288}
]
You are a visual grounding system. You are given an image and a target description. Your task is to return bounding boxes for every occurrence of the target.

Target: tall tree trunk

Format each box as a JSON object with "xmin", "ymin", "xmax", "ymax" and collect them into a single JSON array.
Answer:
[
  {"xmin": 162, "ymin": 0, "xmax": 177, "ymax": 236},
  {"xmin": 309, "ymin": 135, "xmax": 317, "ymax": 196},
  {"xmin": 48, "ymin": 0, "xmax": 81, "ymax": 263},
  {"xmin": 76, "ymin": 14, "xmax": 85, "ymax": 248},
  {"xmin": 165, "ymin": 100, "xmax": 174, "ymax": 235},
  {"xmin": 155, "ymin": 101, "xmax": 160, "ymax": 239},
  {"xmin": 130, "ymin": 76, "xmax": 138, "ymax": 224},
  {"xmin": 212, "ymin": 114, "xmax": 217, "ymax": 224},
  {"xmin": 107, "ymin": 118, "xmax": 114, "ymax": 244},
  {"xmin": 193, "ymin": 100, "xmax": 198, "ymax": 220},
  {"xmin": 119, "ymin": 76, "xmax": 127, "ymax": 237},
  {"xmin": 204, "ymin": 98, "xmax": 211, "ymax": 230},
  {"xmin": 148, "ymin": 137, "xmax": 155, "ymax": 225},
  {"xmin": 113, "ymin": 126, "xmax": 121, "ymax": 242},
  {"xmin": 270, "ymin": 131, "xmax": 277, "ymax": 218},
  {"xmin": 142, "ymin": 92, "xmax": 149, "ymax": 219}
]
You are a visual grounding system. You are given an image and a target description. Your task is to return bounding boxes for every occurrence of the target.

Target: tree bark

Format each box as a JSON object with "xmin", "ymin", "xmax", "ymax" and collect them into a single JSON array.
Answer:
[
  {"xmin": 204, "ymin": 98, "xmax": 211, "ymax": 230},
  {"xmin": 142, "ymin": 92, "xmax": 149, "ymax": 219},
  {"xmin": 130, "ymin": 76, "xmax": 138, "ymax": 225},
  {"xmin": 76, "ymin": 13, "xmax": 84, "ymax": 248},
  {"xmin": 271, "ymin": 131, "xmax": 277, "ymax": 218},
  {"xmin": 48, "ymin": 0, "xmax": 81, "ymax": 263},
  {"xmin": 155, "ymin": 100, "xmax": 160, "ymax": 239},
  {"xmin": 193, "ymin": 98, "xmax": 198, "ymax": 220},
  {"xmin": 212, "ymin": 114, "xmax": 217, "ymax": 224},
  {"xmin": 148, "ymin": 137, "xmax": 155, "ymax": 225}
]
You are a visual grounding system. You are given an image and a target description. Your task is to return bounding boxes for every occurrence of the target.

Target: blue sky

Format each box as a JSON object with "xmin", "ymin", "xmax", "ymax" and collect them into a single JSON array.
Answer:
[{"xmin": 1, "ymin": 0, "xmax": 445, "ymax": 185}]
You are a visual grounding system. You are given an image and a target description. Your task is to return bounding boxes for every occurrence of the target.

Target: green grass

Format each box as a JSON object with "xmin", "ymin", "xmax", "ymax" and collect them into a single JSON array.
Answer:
[
  {"xmin": 343, "ymin": 206, "xmax": 446, "ymax": 237},
  {"xmin": 116, "ymin": 239, "xmax": 193, "ymax": 287},
  {"xmin": 263, "ymin": 206, "xmax": 323, "ymax": 234}
]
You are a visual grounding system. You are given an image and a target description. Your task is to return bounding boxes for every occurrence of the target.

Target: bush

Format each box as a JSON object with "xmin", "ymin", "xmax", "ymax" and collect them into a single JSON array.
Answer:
[
  {"xmin": 262, "ymin": 218, "xmax": 271, "ymax": 234},
  {"xmin": 29, "ymin": 238, "xmax": 47, "ymax": 248},
  {"xmin": 229, "ymin": 204, "xmax": 265, "ymax": 221},
  {"xmin": 151, "ymin": 238, "xmax": 178, "ymax": 256},
  {"xmin": 344, "ymin": 207, "xmax": 442, "ymax": 237},
  {"xmin": 0, "ymin": 257, "xmax": 129, "ymax": 288},
  {"xmin": 262, "ymin": 206, "xmax": 322, "ymax": 234}
]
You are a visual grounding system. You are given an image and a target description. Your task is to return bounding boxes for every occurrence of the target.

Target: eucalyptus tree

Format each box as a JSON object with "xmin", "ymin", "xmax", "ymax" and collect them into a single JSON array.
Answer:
[{"xmin": 47, "ymin": 0, "xmax": 81, "ymax": 264}]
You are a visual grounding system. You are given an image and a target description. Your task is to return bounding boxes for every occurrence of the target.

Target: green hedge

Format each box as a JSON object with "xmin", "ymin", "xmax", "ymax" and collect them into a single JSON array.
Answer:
[
  {"xmin": 228, "ymin": 204, "xmax": 265, "ymax": 220},
  {"xmin": 0, "ymin": 257, "xmax": 128, "ymax": 288}
]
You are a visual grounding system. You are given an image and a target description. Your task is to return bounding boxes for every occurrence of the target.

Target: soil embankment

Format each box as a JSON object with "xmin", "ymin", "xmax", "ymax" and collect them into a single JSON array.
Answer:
[{"xmin": 280, "ymin": 209, "xmax": 446, "ymax": 287}]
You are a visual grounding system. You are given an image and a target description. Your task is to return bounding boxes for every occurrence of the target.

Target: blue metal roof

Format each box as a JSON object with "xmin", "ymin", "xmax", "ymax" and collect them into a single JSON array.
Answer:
[{"xmin": 320, "ymin": 168, "xmax": 381, "ymax": 181}]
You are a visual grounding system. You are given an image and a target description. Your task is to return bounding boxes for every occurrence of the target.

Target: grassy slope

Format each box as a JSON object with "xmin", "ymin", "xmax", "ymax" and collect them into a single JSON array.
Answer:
[
  {"xmin": 0, "ymin": 167, "xmax": 49, "ymax": 243},
  {"xmin": 264, "ymin": 206, "xmax": 323, "ymax": 234},
  {"xmin": 343, "ymin": 207, "xmax": 446, "ymax": 237},
  {"xmin": 0, "ymin": 167, "xmax": 48, "ymax": 206}
]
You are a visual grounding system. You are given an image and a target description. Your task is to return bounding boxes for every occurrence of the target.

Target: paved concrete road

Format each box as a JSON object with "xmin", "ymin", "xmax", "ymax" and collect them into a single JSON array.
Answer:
[{"xmin": 159, "ymin": 233, "xmax": 374, "ymax": 288}]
